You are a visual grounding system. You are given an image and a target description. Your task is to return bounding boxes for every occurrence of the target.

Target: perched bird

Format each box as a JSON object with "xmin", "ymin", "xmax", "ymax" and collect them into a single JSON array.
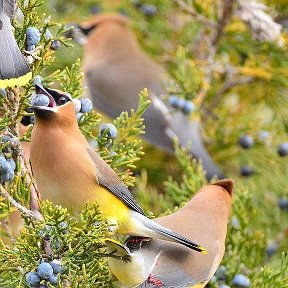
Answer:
[
  {"xmin": 29, "ymin": 84, "xmax": 207, "ymax": 254},
  {"xmin": 0, "ymin": 0, "xmax": 31, "ymax": 88},
  {"xmin": 75, "ymin": 13, "xmax": 224, "ymax": 180},
  {"xmin": 106, "ymin": 179, "xmax": 234, "ymax": 288}
]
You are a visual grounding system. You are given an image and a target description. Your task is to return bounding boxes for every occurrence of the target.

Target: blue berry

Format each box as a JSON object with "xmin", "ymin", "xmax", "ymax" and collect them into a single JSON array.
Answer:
[
  {"xmin": 72, "ymin": 98, "xmax": 82, "ymax": 113},
  {"xmin": 26, "ymin": 27, "xmax": 41, "ymax": 46},
  {"xmin": 48, "ymin": 274, "xmax": 58, "ymax": 286},
  {"xmin": 50, "ymin": 40, "xmax": 61, "ymax": 51},
  {"xmin": 240, "ymin": 166, "xmax": 254, "ymax": 177},
  {"xmin": 169, "ymin": 95, "xmax": 185, "ymax": 109},
  {"xmin": 26, "ymin": 44, "xmax": 36, "ymax": 51},
  {"xmin": 45, "ymin": 29, "xmax": 52, "ymax": 40},
  {"xmin": 39, "ymin": 225, "xmax": 53, "ymax": 240},
  {"xmin": 0, "ymin": 156, "xmax": 6, "ymax": 167},
  {"xmin": 239, "ymin": 135, "xmax": 254, "ymax": 149},
  {"xmin": 219, "ymin": 285, "xmax": 231, "ymax": 288},
  {"xmin": 7, "ymin": 158, "xmax": 16, "ymax": 171},
  {"xmin": 215, "ymin": 265, "xmax": 227, "ymax": 281},
  {"xmin": 31, "ymin": 94, "xmax": 50, "ymax": 107},
  {"xmin": 0, "ymin": 160, "xmax": 14, "ymax": 182},
  {"xmin": 209, "ymin": 275, "xmax": 217, "ymax": 284},
  {"xmin": 142, "ymin": 4, "xmax": 157, "ymax": 16},
  {"xmin": 30, "ymin": 115, "xmax": 36, "ymax": 125},
  {"xmin": 34, "ymin": 75, "xmax": 42, "ymax": 85},
  {"xmin": 26, "ymin": 271, "xmax": 41, "ymax": 287},
  {"xmin": 266, "ymin": 241, "xmax": 278, "ymax": 256},
  {"xmin": 1, "ymin": 134, "xmax": 12, "ymax": 144},
  {"xmin": 37, "ymin": 262, "xmax": 53, "ymax": 279},
  {"xmin": 50, "ymin": 259, "xmax": 63, "ymax": 274},
  {"xmin": 182, "ymin": 100, "xmax": 195, "ymax": 115},
  {"xmin": 232, "ymin": 274, "xmax": 250, "ymax": 287},
  {"xmin": 100, "ymin": 123, "xmax": 118, "ymax": 139},
  {"xmin": 258, "ymin": 130, "xmax": 270, "ymax": 142},
  {"xmin": 277, "ymin": 142, "xmax": 288, "ymax": 157},
  {"xmin": 278, "ymin": 197, "xmax": 288, "ymax": 210},
  {"xmin": 231, "ymin": 216, "xmax": 240, "ymax": 229},
  {"xmin": 76, "ymin": 112, "xmax": 84, "ymax": 122},
  {"xmin": 0, "ymin": 89, "xmax": 6, "ymax": 97},
  {"xmin": 80, "ymin": 98, "xmax": 93, "ymax": 113},
  {"xmin": 91, "ymin": 5, "xmax": 101, "ymax": 14}
]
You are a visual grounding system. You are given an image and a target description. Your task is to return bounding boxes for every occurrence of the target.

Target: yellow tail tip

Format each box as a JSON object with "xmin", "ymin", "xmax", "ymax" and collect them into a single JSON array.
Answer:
[
  {"xmin": 200, "ymin": 247, "xmax": 208, "ymax": 254},
  {"xmin": 0, "ymin": 72, "xmax": 32, "ymax": 89}
]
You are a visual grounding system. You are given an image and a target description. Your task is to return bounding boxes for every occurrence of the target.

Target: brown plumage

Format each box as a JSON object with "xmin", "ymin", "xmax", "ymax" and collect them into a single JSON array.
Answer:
[
  {"xmin": 29, "ymin": 85, "xmax": 207, "ymax": 253},
  {"xmin": 76, "ymin": 13, "xmax": 224, "ymax": 180},
  {"xmin": 106, "ymin": 179, "xmax": 234, "ymax": 288}
]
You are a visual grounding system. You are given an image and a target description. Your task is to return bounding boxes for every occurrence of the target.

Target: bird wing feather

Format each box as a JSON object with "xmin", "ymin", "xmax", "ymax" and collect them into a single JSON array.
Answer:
[
  {"xmin": 3, "ymin": 0, "xmax": 17, "ymax": 18},
  {"xmin": 86, "ymin": 147, "xmax": 145, "ymax": 215}
]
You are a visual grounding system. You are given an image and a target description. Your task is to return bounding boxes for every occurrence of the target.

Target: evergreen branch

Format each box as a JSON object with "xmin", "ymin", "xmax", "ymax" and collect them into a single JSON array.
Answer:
[{"xmin": 174, "ymin": 0, "xmax": 216, "ymax": 27}]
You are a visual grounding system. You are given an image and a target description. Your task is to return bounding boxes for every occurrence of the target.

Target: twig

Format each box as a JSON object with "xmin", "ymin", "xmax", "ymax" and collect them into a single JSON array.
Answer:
[
  {"xmin": 209, "ymin": 75, "xmax": 254, "ymax": 110},
  {"xmin": 174, "ymin": 0, "xmax": 216, "ymax": 27},
  {"xmin": 0, "ymin": 185, "xmax": 35, "ymax": 218}
]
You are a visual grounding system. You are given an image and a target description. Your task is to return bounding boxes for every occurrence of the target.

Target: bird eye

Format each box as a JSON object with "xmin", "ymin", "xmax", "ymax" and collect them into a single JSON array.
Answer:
[{"xmin": 58, "ymin": 96, "xmax": 68, "ymax": 106}]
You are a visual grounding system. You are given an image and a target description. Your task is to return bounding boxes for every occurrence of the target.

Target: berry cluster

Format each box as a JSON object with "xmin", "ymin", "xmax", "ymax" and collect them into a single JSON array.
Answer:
[
  {"xmin": 238, "ymin": 132, "xmax": 288, "ymax": 177},
  {"xmin": 73, "ymin": 98, "xmax": 93, "ymax": 122},
  {"xmin": 26, "ymin": 259, "xmax": 63, "ymax": 287},
  {"xmin": 169, "ymin": 95, "xmax": 195, "ymax": 115},
  {"xmin": 26, "ymin": 27, "xmax": 61, "ymax": 52},
  {"xmin": 0, "ymin": 135, "xmax": 17, "ymax": 182},
  {"xmin": 209, "ymin": 266, "xmax": 250, "ymax": 288}
]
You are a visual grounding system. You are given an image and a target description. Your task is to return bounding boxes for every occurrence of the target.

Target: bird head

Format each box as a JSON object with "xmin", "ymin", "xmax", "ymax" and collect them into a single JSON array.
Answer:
[
  {"xmin": 30, "ymin": 84, "xmax": 76, "ymax": 127},
  {"xmin": 77, "ymin": 13, "xmax": 130, "ymax": 37}
]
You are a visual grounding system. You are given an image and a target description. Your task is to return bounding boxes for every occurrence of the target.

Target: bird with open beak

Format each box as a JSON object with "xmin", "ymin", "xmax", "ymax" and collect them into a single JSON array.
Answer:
[{"xmin": 29, "ymin": 84, "xmax": 208, "ymax": 254}]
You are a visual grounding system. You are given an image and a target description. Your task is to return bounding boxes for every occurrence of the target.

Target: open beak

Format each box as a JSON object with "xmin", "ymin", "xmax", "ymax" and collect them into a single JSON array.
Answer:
[{"xmin": 34, "ymin": 84, "xmax": 57, "ymax": 108}]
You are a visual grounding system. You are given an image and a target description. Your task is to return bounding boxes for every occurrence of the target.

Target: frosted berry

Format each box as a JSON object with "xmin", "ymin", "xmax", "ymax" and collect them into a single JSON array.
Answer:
[
  {"xmin": 219, "ymin": 285, "xmax": 231, "ymax": 288},
  {"xmin": 277, "ymin": 142, "xmax": 288, "ymax": 157},
  {"xmin": 31, "ymin": 94, "xmax": 50, "ymax": 107},
  {"xmin": 50, "ymin": 259, "xmax": 63, "ymax": 274},
  {"xmin": 100, "ymin": 123, "xmax": 118, "ymax": 139},
  {"xmin": 142, "ymin": 4, "xmax": 157, "ymax": 16},
  {"xmin": 7, "ymin": 158, "xmax": 16, "ymax": 171},
  {"xmin": 80, "ymin": 98, "xmax": 93, "ymax": 113},
  {"xmin": 169, "ymin": 95, "xmax": 185, "ymax": 109},
  {"xmin": 45, "ymin": 29, "xmax": 52, "ymax": 40},
  {"xmin": 240, "ymin": 166, "xmax": 254, "ymax": 177},
  {"xmin": 72, "ymin": 98, "xmax": 82, "ymax": 113},
  {"xmin": 0, "ymin": 160, "xmax": 14, "ymax": 182},
  {"xmin": 50, "ymin": 40, "xmax": 61, "ymax": 51},
  {"xmin": 232, "ymin": 274, "xmax": 250, "ymax": 287},
  {"xmin": 266, "ymin": 241, "xmax": 278, "ymax": 256},
  {"xmin": 48, "ymin": 274, "xmax": 58, "ymax": 286},
  {"xmin": 231, "ymin": 216, "xmax": 240, "ymax": 229},
  {"xmin": 26, "ymin": 27, "xmax": 41, "ymax": 46},
  {"xmin": 215, "ymin": 265, "xmax": 227, "ymax": 281},
  {"xmin": 26, "ymin": 271, "xmax": 41, "ymax": 287},
  {"xmin": 76, "ymin": 112, "xmax": 84, "ymax": 122},
  {"xmin": 91, "ymin": 5, "xmax": 101, "ymax": 14},
  {"xmin": 278, "ymin": 197, "xmax": 288, "ymax": 210},
  {"xmin": 37, "ymin": 262, "xmax": 53, "ymax": 279},
  {"xmin": 239, "ymin": 135, "xmax": 254, "ymax": 149},
  {"xmin": 34, "ymin": 75, "xmax": 42, "ymax": 85},
  {"xmin": 182, "ymin": 100, "xmax": 195, "ymax": 115}
]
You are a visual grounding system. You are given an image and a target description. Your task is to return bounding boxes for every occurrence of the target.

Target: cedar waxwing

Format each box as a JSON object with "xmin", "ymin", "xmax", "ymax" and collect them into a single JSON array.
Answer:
[
  {"xmin": 29, "ymin": 84, "xmax": 207, "ymax": 254},
  {"xmin": 106, "ymin": 179, "xmax": 234, "ymax": 288},
  {"xmin": 75, "ymin": 13, "xmax": 224, "ymax": 181},
  {"xmin": 0, "ymin": 0, "xmax": 31, "ymax": 88}
]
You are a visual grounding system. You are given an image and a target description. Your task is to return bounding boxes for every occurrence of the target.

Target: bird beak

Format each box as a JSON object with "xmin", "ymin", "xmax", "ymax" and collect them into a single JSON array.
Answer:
[
  {"xmin": 34, "ymin": 84, "xmax": 57, "ymax": 108},
  {"xmin": 64, "ymin": 23, "xmax": 87, "ymax": 46},
  {"xmin": 28, "ymin": 84, "xmax": 57, "ymax": 116}
]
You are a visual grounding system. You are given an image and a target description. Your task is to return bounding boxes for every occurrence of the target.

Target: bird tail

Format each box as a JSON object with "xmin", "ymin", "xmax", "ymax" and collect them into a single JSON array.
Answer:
[
  {"xmin": 0, "ymin": 14, "xmax": 31, "ymax": 89},
  {"xmin": 131, "ymin": 212, "xmax": 207, "ymax": 254},
  {"xmin": 169, "ymin": 113, "xmax": 224, "ymax": 180}
]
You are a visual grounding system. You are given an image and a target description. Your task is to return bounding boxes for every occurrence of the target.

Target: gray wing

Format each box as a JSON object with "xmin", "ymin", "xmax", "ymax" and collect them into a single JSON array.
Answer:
[
  {"xmin": 3, "ymin": 0, "xmax": 17, "ymax": 18},
  {"xmin": 86, "ymin": 147, "xmax": 145, "ymax": 215},
  {"xmin": 0, "ymin": 7, "xmax": 30, "ymax": 80}
]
